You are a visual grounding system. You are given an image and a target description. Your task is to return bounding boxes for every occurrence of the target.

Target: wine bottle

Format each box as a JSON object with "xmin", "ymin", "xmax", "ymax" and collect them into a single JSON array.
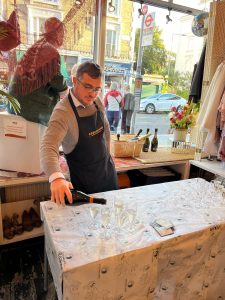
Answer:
[
  {"xmin": 65, "ymin": 190, "xmax": 107, "ymax": 206},
  {"xmin": 130, "ymin": 129, "xmax": 143, "ymax": 141},
  {"xmin": 142, "ymin": 128, "xmax": 150, "ymax": 152},
  {"xmin": 151, "ymin": 128, "xmax": 158, "ymax": 152}
]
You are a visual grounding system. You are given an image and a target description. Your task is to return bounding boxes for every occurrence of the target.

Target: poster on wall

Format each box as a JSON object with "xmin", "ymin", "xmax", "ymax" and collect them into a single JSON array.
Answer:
[{"xmin": 3, "ymin": 118, "xmax": 27, "ymax": 139}]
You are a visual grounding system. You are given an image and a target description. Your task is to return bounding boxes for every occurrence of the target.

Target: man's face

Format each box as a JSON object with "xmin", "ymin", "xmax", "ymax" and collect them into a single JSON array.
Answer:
[{"xmin": 73, "ymin": 73, "xmax": 102, "ymax": 107}]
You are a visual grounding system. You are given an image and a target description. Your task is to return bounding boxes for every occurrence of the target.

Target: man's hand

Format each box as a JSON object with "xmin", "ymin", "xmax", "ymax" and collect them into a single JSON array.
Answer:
[{"xmin": 50, "ymin": 178, "xmax": 73, "ymax": 205}]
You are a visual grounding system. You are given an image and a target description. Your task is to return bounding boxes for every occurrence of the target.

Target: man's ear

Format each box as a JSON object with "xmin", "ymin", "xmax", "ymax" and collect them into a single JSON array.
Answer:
[{"xmin": 72, "ymin": 76, "xmax": 77, "ymax": 85}]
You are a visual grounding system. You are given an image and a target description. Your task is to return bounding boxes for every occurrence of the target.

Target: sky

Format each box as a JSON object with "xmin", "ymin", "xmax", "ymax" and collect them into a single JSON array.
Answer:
[{"xmin": 133, "ymin": 1, "xmax": 210, "ymax": 51}]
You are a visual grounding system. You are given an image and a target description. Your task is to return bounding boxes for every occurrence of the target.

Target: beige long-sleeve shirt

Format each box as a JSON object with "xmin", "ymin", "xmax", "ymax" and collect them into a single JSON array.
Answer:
[{"xmin": 40, "ymin": 92, "xmax": 110, "ymax": 181}]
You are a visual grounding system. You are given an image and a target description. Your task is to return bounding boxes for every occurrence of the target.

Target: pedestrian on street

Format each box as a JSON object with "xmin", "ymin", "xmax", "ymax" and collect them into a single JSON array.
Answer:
[
  {"xmin": 104, "ymin": 81, "xmax": 124, "ymax": 133},
  {"xmin": 121, "ymin": 85, "xmax": 135, "ymax": 133},
  {"xmin": 40, "ymin": 61, "xmax": 118, "ymax": 205}
]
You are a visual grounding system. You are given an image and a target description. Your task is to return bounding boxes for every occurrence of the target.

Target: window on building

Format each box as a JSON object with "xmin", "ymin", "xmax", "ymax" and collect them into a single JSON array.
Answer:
[
  {"xmin": 34, "ymin": 0, "xmax": 60, "ymax": 5},
  {"xmin": 106, "ymin": 30, "xmax": 117, "ymax": 57},
  {"xmin": 33, "ymin": 17, "xmax": 48, "ymax": 42}
]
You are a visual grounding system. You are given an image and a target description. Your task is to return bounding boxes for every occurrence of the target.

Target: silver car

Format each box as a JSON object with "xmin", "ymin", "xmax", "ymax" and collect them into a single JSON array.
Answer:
[{"xmin": 139, "ymin": 93, "xmax": 187, "ymax": 114}]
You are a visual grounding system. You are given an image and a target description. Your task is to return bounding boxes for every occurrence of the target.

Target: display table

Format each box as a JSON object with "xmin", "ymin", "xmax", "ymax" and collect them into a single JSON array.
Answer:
[
  {"xmin": 0, "ymin": 153, "xmax": 191, "ymax": 245},
  {"xmin": 190, "ymin": 159, "xmax": 225, "ymax": 178},
  {"xmin": 41, "ymin": 178, "xmax": 225, "ymax": 299}
]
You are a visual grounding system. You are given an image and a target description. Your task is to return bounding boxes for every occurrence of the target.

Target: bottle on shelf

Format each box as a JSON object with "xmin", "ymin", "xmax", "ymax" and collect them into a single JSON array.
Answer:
[
  {"xmin": 151, "ymin": 128, "xmax": 158, "ymax": 152},
  {"xmin": 65, "ymin": 190, "xmax": 107, "ymax": 205},
  {"xmin": 142, "ymin": 128, "xmax": 150, "ymax": 152}
]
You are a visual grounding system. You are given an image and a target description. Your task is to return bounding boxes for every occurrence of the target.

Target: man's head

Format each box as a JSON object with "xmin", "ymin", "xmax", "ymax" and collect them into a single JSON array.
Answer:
[
  {"xmin": 72, "ymin": 61, "xmax": 102, "ymax": 107},
  {"xmin": 124, "ymin": 85, "xmax": 130, "ymax": 93},
  {"xmin": 110, "ymin": 81, "xmax": 118, "ymax": 91},
  {"xmin": 44, "ymin": 17, "xmax": 64, "ymax": 48}
]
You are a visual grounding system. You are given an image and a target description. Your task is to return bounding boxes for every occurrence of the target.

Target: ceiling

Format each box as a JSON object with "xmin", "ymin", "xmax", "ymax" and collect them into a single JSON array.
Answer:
[{"xmin": 129, "ymin": 0, "xmax": 204, "ymax": 15}]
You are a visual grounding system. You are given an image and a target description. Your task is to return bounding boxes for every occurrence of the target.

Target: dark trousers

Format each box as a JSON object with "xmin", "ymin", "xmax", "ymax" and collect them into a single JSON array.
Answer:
[{"xmin": 107, "ymin": 111, "xmax": 120, "ymax": 131}]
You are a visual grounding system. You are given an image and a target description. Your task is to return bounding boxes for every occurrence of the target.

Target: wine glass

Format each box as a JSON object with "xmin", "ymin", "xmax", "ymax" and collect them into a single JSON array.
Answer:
[
  {"xmin": 101, "ymin": 207, "xmax": 112, "ymax": 240},
  {"xmin": 126, "ymin": 202, "xmax": 137, "ymax": 232},
  {"xmin": 114, "ymin": 199, "xmax": 124, "ymax": 216},
  {"xmin": 89, "ymin": 205, "xmax": 100, "ymax": 230}
]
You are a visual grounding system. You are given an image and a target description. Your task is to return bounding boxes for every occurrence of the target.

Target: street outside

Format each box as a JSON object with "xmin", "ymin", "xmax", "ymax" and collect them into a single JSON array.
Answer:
[
  {"xmin": 117, "ymin": 111, "xmax": 174, "ymax": 148},
  {"xmin": 133, "ymin": 111, "xmax": 171, "ymax": 135}
]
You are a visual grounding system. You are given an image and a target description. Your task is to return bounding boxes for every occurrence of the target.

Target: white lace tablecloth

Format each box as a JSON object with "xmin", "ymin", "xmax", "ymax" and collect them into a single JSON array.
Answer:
[{"xmin": 40, "ymin": 178, "xmax": 225, "ymax": 300}]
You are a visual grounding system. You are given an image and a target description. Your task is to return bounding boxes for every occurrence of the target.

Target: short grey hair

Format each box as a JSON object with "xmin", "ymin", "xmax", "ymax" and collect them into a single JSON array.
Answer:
[
  {"xmin": 110, "ymin": 81, "xmax": 118, "ymax": 91},
  {"xmin": 71, "ymin": 64, "xmax": 78, "ymax": 78}
]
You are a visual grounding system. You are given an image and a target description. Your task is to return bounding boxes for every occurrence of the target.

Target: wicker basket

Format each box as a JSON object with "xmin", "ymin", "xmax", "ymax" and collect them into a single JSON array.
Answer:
[{"xmin": 111, "ymin": 134, "xmax": 144, "ymax": 158}]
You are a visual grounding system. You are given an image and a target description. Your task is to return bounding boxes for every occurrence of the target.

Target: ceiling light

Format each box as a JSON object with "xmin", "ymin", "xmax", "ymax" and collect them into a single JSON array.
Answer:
[
  {"xmin": 138, "ymin": 4, "xmax": 145, "ymax": 17},
  {"xmin": 166, "ymin": 8, "xmax": 172, "ymax": 24},
  {"xmin": 108, "ymin": 1, "xmax": 115, "ymax": 13}
]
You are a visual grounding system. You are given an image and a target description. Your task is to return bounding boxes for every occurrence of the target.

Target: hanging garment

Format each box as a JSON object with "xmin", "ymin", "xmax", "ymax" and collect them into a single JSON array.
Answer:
[
  {"xmin": 8, "ymin": 17, "xmax": 67, "ymax": 126},
  {"xmin": 0, "ymin": 11, "xmax": 20, "ymax": 52},
  {"xmin": 189, "ymin": 43, "xmax": 206, "ymax": 103},
  {"xmin": 197, "ymin": 61, "xmax": 225, "ymax": 155},
  {"xmin": 218, "ymin": 91, "xmax": 225, "ymax": 161}
]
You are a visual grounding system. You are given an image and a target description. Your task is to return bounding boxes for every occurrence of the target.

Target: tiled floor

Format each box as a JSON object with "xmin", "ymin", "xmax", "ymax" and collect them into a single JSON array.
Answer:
[{"xmin": 0, "ymin": 237, "xmax": 57, "ymax": 300}]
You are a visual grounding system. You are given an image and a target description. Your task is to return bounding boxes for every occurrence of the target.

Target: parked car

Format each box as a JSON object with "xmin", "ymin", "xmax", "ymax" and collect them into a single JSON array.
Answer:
[{"xmin": 139, "ymin": 93, "xmax": 187, "ymax": 114}]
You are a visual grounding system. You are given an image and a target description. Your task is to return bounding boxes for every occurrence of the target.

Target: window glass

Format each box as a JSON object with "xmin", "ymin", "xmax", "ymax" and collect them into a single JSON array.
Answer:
[{"xmin": 106, "ymin": 30, "xmax": 117, "ymax": 57}]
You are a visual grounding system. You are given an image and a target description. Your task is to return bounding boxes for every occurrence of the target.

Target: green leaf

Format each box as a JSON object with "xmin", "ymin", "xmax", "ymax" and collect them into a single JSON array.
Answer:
[{"xmin": 0, "ymin": 90, "xmax": 21, "ymax": 114}]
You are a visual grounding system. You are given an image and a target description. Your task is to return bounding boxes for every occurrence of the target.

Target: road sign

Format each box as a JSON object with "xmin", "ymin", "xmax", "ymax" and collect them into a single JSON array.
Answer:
[
  {"xmin": 142, "ymin": 12, "xmax": 155, "ymax": 47},
  {"xmin": 145, "ymin": 14, "xmax": 153, "ymax": 27},
  {"xmin": 141, "ymin": 4, "xmax": 148, "ymax": 15}
]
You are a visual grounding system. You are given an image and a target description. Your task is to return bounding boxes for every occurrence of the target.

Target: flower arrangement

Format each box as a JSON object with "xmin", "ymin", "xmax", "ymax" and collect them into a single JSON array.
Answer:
[{"xmin": 169, "ymin": 102, "xmax": 199, "ymax": 129}]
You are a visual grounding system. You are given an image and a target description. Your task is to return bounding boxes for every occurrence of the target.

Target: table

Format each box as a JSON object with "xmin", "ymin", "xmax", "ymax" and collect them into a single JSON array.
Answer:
[
  {"xmin": 41, "ymin": 178, "xmax": 225, "ymax": 300},
  {"xmin": 190, "ymin": 159, "xmax": 225, "ymax": 178}
]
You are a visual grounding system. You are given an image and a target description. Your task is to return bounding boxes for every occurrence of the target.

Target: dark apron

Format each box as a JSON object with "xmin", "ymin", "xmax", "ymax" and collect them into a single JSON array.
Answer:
[{"xmin": 65, "ymin": 93, "xmax": 118, "ymax": 194}]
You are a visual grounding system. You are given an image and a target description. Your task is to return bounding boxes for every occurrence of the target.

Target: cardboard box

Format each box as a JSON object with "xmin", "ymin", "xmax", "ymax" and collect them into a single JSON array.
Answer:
[{"xmin": 0, "ymin": 113, "xmax": 46, "ymax": 174}]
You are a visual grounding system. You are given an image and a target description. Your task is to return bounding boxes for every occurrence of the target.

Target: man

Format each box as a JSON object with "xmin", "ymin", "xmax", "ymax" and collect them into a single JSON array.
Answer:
[
  {"xmin": 8, "ymin": 17, "xmax": 67, "ymax": 126},
  {"xmin": 121, "ymin": 85, "xmax": 135, "ymax": 133},
  {"xmin": 40, "ymin": 61, "xmax": 118, "ymax": 205}
]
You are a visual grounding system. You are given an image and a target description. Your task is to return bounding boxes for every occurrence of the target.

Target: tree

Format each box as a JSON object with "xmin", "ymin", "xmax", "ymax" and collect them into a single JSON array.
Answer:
[{"xmin": 134, "ymin": 26, "xmax": 167, "ymax": 75}]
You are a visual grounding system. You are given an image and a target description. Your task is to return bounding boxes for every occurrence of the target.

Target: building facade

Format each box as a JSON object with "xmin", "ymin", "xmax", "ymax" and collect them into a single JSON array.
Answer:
[{"xmin": 0, "ymin": 0, "xmax": 135, "ymax": 91}]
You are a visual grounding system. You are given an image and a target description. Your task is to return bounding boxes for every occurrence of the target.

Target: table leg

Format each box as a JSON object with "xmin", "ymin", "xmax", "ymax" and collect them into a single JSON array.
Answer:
[{"xmin": 44, "ymin": 242, "xmax": 48, "ymax": 292}]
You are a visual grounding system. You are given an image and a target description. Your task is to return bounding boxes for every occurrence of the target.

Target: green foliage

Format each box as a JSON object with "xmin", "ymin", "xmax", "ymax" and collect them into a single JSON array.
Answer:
[
  {"xmin": 131, "ymin": 81, "xmax": 158, "ymax": 98},
  {"xmin": 134, "ymin": 27, "xmax": 167, "ymax": 75},
  {"xmin": 0, "ymin": 90, "xmax": 20, "ymax": 113},
  {"xmin": 162, "ymin": 71, "xmax": 192, "ymax": 100}
]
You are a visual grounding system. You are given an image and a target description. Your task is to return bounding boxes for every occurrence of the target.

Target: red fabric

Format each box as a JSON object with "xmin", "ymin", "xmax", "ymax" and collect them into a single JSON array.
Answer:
[
  {"xmin": 0, "ymin": 11, "xmax": 20, "ymax": 51},
  {"xmin": 14, "ymin": 39, "xmax": 60, "ymax": 96},
  {"xmin": 13, "ymin": 17, "xmax": 64, "ymax": 96}
]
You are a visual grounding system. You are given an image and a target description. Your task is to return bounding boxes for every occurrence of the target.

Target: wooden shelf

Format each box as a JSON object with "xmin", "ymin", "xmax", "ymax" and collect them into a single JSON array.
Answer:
[
  {"xmin": 2, "ymin": 225, "xmax": 43, "ymax": 245},
  {"xmin": 0, "ymin": 175, "xmax": 48, "ymax": 188}
]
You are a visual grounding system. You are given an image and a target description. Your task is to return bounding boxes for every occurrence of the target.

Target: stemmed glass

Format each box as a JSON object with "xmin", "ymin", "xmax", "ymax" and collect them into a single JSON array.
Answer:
[
  {"xmin": 89, "ymin": 205, "xmax": 100, "ymax": 230},
  {"xmin": 101, "ymin": 207, "xmax": 112, "ymax": 240},
  {"xmin": 114, "ymin": 199, "xmax": 125, "ymax": 233},
  {"xmin": 126, "ymin": 202, "xmax": 137, "ymax": 233}
]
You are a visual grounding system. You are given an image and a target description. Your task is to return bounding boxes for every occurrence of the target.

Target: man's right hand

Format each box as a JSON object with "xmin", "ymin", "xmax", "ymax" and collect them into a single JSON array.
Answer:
[{"xmin": 50, "ymin": 178, "xmax": 73, "ymax": 206}]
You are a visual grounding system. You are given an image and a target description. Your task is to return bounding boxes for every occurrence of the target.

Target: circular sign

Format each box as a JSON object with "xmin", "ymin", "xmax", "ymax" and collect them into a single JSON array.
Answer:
[
  {"xmin": 145, "ymin": 14, "xmax": 153, "ymax": 28},
  {"xmin": 141, "ymin": 4, "xmax": 148, "ymax": 15}
]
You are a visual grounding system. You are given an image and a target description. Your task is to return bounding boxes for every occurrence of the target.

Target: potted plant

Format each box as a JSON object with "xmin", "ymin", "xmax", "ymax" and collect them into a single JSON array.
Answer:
[
  {"xmin": 0, "ymin": 89, "xmax": 20, "ymax": 113},
  {"xmin": 169, "ymin": 102, "xmax": 199, "ymax": 142}
]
